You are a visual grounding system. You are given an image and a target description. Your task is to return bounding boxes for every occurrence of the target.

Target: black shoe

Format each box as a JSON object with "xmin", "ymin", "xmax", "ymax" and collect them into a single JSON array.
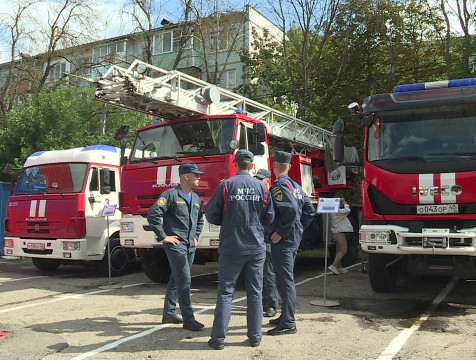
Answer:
[
  {"xmin": 267, "ymin": 325, "xmax": 297, "ymax": 336},
  {"xmin": 208, "ymin": 338, "xmax": 224, "ymax": 350},
  {"xmin": 250, "ymin": 339, "xmax": 261, "ymax": 347},
  {"xmin": 162, "ymin": 315, "xmax": 183, "ymax": 324},
  {"xmin": 183, "ymin": 319, "xmax": 204, "ymax": 331},
  {"xmin": 268, "ymin": 316, "xmax": 281, "ymax": 326},
  {"xmin": 264, "ymin": 307, "xmax": 277, "ymax": 317}
]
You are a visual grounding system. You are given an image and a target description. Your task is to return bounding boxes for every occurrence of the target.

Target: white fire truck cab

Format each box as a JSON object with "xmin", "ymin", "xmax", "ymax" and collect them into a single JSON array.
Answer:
[{"xmin": 3, "ymin": 145, "xmax": 135, "ymax": 276}]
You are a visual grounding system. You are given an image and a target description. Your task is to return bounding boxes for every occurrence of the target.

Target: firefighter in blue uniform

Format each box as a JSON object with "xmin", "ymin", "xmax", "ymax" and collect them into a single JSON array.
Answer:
[
  {"xmin": 255, "ymin": 168, "xmax": 279, "ymax": 318},
  {"xmin": 206, "ymin": 150, "xmax": 275, "ymax": 350},
  {"xmin": 147, "ymin": 163, "xmax": 205, "ymax": 331},
  {"xmin": 267, "ymin": 151, "xmax": 315, "ymax": 335}
]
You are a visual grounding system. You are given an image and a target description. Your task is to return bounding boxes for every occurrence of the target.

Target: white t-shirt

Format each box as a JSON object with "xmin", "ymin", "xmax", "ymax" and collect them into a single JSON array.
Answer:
[{"xmin": 331, "ymin": 204, "xmax": 354, "ymax": 233}]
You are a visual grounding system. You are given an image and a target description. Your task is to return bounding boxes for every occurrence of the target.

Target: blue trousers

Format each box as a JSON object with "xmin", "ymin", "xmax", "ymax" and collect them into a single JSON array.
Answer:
[
  {"xmin": 211, "ymin": 252, "xmax": 265, "ymax": 344},
  {"xmin": 163, "ymin": 245, "xmax": 195, "ymax": 323},
  {"xmin": 263, "ymin": 243, "xmax": 279, "ymax": 308},
  {"xmin": 271, "ymin": 241, "xmax": 298, "ymax": 328}
]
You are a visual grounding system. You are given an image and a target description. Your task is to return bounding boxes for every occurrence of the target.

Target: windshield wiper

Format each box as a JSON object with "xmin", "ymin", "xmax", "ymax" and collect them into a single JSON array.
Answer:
[
  {"xmin": 428, "ymin": 152, "xmax": 476, "ymax": 157},
  {"xmin": 378, "ymin": 156, "xmax": 426, "ymax": 162},
  {"xmin": 175, "ymin": 151, "xmax": 209, "ymax": 160}
]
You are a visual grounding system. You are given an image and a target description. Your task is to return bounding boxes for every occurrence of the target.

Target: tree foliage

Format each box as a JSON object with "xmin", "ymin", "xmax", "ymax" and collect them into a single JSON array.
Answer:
[{"xmin": 0, "ymin": 82, "xmax": 149, "ymax": 180}]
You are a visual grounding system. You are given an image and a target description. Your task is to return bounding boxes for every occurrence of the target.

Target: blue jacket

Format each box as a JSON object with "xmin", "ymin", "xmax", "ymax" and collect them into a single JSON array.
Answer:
[
  {"xmin": 270, "ymin": 174, "xmax": 315, "ymax": 246},
  {"xmin": 205, "ymin": 171, "xmax": 275, "ymax": 255},
  {"xmin": 147, "ymin": 185, "xmax": 204, "ymax": 249}
]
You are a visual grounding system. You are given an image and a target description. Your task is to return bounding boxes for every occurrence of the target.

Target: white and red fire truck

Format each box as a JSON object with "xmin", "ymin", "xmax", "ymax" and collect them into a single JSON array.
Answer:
[
  {"xmin": 3, "ymin": 145, "xmax": 136, "ymax": 276},
  {"xmin": 83, "ymin": 59, "xmax": 356, "ymax": 282},
  {"xmin": 334, "ymin": 78, "xmax": 476, "ymax": 292}
]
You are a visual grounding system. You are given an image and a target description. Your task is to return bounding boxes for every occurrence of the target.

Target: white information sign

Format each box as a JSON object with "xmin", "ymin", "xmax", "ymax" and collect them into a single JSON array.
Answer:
[
  {"xmin": 102, "ymin": 204, "xmax": 117, "ymax": 217},
  {"xmin": 317, "ymin": 197, "xmax": 340, "ymax": 213}
]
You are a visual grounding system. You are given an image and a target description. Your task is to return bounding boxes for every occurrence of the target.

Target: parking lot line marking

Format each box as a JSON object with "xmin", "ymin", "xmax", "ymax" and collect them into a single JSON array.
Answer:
[
  {"xmin": 0, "ymin": 282, "xmax": 147, "ymax": 314},
  {"xmin": 377, "ymin": 276, "xmax": 458, "ymax": 360},
  {"xmin": 70, "ymin": 264, "xmax": 359, "ymax": 359},
  {"xmin": 0, "ymin": 275, "xmax": 48, "ymax": 283}
]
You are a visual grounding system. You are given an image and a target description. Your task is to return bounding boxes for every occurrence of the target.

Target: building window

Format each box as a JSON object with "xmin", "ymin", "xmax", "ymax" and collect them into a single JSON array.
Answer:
[
  {"xmin": 49, "ymin": 62, "xmax": 67, "ymax": 80},
  {"xmin": 220, "ymin": 69, "xmax": 236, "ymax": 89},
  {"xmin": 92, "ymin": 41, "xmax": 126, "ymax": 62},
  {"xmin": 154, "ymin": 31, "xmax": 173, "ymax": 54},
  {"xmin": 76, "ymin": 56, "xmax": 91, "ymax": 77}
]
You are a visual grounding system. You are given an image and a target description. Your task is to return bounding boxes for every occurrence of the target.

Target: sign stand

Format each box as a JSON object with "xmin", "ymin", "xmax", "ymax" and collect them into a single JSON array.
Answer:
[
  {"xmin": 99, "ymin": 204, "xmax": 122, "ymax": 290},
  {"xmin": 310, "ymin": 197, "xmax": 340, "ymax": 307}
]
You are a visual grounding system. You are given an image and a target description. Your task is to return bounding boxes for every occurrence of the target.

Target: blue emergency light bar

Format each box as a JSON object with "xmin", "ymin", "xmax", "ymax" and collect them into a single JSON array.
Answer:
[{"xmin": 393, "ymin": 78, "xmax": 476, "ymax": 93}]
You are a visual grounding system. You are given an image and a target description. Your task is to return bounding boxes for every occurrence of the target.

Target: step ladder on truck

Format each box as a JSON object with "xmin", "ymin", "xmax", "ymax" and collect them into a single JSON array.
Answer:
[{"xmin": 76, "ymin": 59, "xmax": 358, "ymax": 282}]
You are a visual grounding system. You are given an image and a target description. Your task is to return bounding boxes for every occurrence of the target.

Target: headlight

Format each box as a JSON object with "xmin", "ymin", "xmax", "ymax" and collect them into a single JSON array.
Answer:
[
  {"xmin": 121, "ymin": 222, "xmax": 134, "ymax": 232},
  {"xmin": 63, "ymin": 241, "xmax": 80, "ymax": 250},
  {"xmin": 4, "ymin": 238, "xmax": 14, "ymax": 248},
  {"xmin": 360, "ymin": 230, "xmax": 391, "ymax": 244}
]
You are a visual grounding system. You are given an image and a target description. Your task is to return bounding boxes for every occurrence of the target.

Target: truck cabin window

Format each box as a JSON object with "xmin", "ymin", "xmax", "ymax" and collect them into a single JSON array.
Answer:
[
  {"xmin": 130, "ymin": 118, "xmax": 235, "ymax": 162},
  {"xmin": 368, "ymin": 104, "xmax": 476, "ymax": 163},
  {"xmin": 15, "ymin": 163, "xmax": 88, "ymax": 195}
]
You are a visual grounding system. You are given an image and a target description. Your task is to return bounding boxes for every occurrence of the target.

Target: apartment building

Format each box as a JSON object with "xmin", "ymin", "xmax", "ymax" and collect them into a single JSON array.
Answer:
[{"xmin": 0, "ymin": 5, "xmax": 282, "ymax": 100}]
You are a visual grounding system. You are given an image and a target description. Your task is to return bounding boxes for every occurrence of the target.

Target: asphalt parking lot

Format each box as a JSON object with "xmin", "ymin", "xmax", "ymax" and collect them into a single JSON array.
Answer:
[{"xmin": 1, "ymin": 255, "xmax": 475, "ymax": 360}]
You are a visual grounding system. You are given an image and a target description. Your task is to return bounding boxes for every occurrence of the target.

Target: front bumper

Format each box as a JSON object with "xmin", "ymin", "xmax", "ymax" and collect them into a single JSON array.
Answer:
[
  {"xmin": 3, "ymin": 237, "xmax": 88, "ymax": 260},
  {"xmin": 119, "ymin": 215, "xmax": 221, "ymax": 249},
  {"xmin": 359, "ymin": 224, "xmax": 476, "ymax": 256}
]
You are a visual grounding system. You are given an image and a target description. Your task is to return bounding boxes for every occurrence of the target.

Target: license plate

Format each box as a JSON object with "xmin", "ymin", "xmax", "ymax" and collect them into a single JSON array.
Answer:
[
  {"xmin": 27, "ymin": 243, "xmax": 45, "ymax": 250},
  {"xmin": 416, "ymin": 204, "xmax": 458, "ymax": 214}
]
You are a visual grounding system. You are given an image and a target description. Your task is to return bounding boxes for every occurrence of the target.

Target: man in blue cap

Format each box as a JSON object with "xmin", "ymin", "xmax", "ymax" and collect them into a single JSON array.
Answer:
[
  {"xmin": 206, "ymin": 150, "xmax": 275, "ymax": 350},
  {"xmin": 267, "ymin": 151, "xmax": 315, "ymax": 335},
  {"xmin": 147, "ymin": 163, "xmax": 205, "ymax": 331},
  {"xmin": 255, "ymin": 169, "xmax": 279, "ymax": 318}
]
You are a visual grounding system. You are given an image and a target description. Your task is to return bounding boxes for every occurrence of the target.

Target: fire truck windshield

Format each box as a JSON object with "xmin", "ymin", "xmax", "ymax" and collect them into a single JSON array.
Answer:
[
  {"xmin": 367, "ymin": 104, "xmax": 476, "ymax": 173},
  {"xmin": 130, "ymin": 118, "xmax": 235, "ymax": 162},
  {"xmin": 15, "ymin": 163, "xmax": 88, "ymax": 195}
]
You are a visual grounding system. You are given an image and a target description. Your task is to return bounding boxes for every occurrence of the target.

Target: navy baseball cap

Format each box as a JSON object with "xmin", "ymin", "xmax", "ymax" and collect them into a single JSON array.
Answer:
[
  {"xmin": 255, "ymin": 168, "xmax": 271, "ymax": 179},
  {"xmin": 179, "ymin": 163, "xmax": 204, "ymax": 175},
  {"xmin": 273, "ymin": 151, "xmax": 292, "ymax": 164},
  {"xmin": 235, "ymin": 149, "xmax": 254, "ymax": 162}
]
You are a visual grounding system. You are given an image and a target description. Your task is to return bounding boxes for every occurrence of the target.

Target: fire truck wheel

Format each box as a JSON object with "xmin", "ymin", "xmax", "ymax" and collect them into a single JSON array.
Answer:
[
  {"xmin": 32, "ymin": 258, "xmax": 60, "ymax": 271},
  {"xmin": 368, "ymin": 254, "xmax": 398, "ymax": 293},
  {"xmin": 97, "ymin": 237, "xmax": 129, "ymax": 277},
  {"xmin": 141, "ymin": 248, "xmax": 171, "ymax": 283}
]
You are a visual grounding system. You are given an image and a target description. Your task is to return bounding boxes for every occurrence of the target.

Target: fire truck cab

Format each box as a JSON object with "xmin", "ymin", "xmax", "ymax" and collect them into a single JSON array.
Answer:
[
  {"xmin": 334, "ymin": 79, "xmax": 476, "ymax": 292},
  {"xmin": 77, "ymin": 59, "xmax": 357, "ymax": 283},
  {"xmin": 3, "ymin": 145, "xmax": 135, "ymax": 276}
]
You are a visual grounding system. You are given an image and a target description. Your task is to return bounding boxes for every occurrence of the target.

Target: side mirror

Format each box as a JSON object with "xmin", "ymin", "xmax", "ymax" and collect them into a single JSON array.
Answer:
[
  {"xmin": 100, "ymin": 168, "xmax": 111, "ymax": 194},
  {"xmin": 362, "ymin": 113, "xmax": 376, "ymax": 127},
  {"xmin": 333, "ymin": 117, "xmax": 346, "ymax": 135},
  {"xmin": 250, "ymin": 143, "xmax": 265, "ymax": 156},
  {"xmin": 253, "ymin": 123, "xmax": 266, "ymax": 143},
  {"xmin": 333, "ymin": 134, "xmax": 345, "ymax": 163},
  {"xmin": 114, "ymin": 125, "xmax": 130, "ymax": 140}
]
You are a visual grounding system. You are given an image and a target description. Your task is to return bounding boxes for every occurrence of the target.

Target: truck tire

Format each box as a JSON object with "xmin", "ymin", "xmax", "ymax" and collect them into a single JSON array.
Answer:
[
  {"xmin": 97, "ymin": 236, "xmax": 130, "ymax": 277},
  {"xmin": 142, "ymin": 248, "xmax": 171, "ymax": 283},
  {"xmin": 368, "ymin": 254, "xmax": 398, "ymax": 293},
  {"xmin": 32, "ymin": 258, "xmax": 60, "ymax": 271}
]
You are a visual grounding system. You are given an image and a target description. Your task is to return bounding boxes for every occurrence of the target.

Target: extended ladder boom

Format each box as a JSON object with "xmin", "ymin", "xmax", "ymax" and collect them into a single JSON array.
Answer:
[{"xmin": 88, "ymin": 59, "xmax": 333, "ymax": 149}]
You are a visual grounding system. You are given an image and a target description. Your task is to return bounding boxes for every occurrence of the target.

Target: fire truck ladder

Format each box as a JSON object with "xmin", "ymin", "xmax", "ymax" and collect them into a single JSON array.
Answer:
[{"xmin": 85, "ymin": 59, "xmax": 333, "ymax": 150}]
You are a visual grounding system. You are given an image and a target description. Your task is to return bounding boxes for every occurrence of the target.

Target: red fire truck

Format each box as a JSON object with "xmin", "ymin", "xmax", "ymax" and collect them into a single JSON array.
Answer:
[
  {"xmin": 84, "ymin": 60, "xmax": 357, "ymax": 282},
  {"xmin": 333, "ymin": 79, "xmax": 476, "ymax": 292},
  {"xmin": 3, "ymin": 145, "xmax": 136, "ymax": 276}
]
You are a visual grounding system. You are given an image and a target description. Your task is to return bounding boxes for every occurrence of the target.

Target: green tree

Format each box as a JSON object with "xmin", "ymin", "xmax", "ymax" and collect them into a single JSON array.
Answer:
[{"xmin": 0, "ymin": 82, "xmax": 149, "ymax": 179}]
